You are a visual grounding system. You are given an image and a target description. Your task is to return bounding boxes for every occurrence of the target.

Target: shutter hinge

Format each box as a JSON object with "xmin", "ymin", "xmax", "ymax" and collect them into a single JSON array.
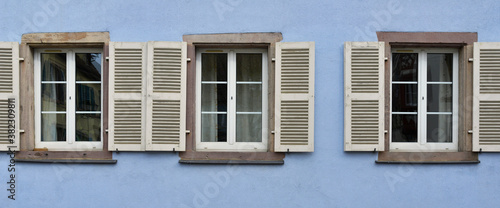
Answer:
[
  {"xmin": 272, "ymin": 58, "xmax": 276, "ymax": 62},
  {"xmin": 18, "ymin": 58, "xmax": 24, "ymax": 62},
  {"xmin": 384, "ymin": 57, "xmax": 388, "ymax": 61},
  {"xmin": 105, "ymin": 129, "xmax": 109, "ymax": 133},
  {"xmin": 467, "ymin": 130, "xmax": 473, "ymax": 134},
  {"xmin": 186, "ymin": 58, "xmax": 191, "ymax": 62},
  {"xmin": 186, "ymin": 130, "xmax": 191, "ymax": 134},
  {"xmin": 468, "ymin": 58, "xmax": 474, "ymax": 62},
  {"xmin": 19, "ymin": 129, "xmax": 25, "ymax": 133},
  {"xmin": 384, "ymin": 130, "xmax": 388, "ymax": 134},
  {"xmin": 271, "ymin": 130, "xmax": 275, "ymax": 134},
  {"xmin": 105, "ymin": 57, "xmax": 109, "ymax": 61}
]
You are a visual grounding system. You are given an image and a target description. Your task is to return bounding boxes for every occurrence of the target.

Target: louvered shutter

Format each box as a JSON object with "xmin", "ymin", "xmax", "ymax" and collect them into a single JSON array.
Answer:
[
  {"xmin": 0, "ymin": 42, "xmax": 19, "ymax": 151},
  {"xmin": 145, "ymin": 41, "xmax": 186, "ymax": 151},
  {"xmin": 109, "ymin": 42, "xmax": 147, "ymax": 151},
  {"xmin": 275, "ymin": 42, "xmax": 314, "ymax": 152},
  {"xmin": 473, "ymin": 42, "xmax": 500, "ymax": 152},
  {"xmin": 344, "ymin": 42, "xmax": 385, "ymax": 151}
]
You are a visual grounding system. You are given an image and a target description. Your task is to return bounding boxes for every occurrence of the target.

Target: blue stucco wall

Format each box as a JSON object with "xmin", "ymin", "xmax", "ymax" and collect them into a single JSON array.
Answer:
[{"xmin": 1, "ymin": 0, "xmax": 500, "ymax": 207}]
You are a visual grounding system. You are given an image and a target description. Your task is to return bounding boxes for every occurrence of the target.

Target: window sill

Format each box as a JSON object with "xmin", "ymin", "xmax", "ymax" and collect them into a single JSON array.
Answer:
[
  {"xmin": 179, "ymin": 159, "xmax": 283, "ymax": 165},
  {"xmin": 179, "ymin": 151, "xmax": 285, "ymax": 165},
  {"xmin": 15, "ymin": 159, "xmax": 117, "ymax": 164},
  {"xmin": 377, "ymin": 151, "xmax": 479, "ymax": 163},
  {"xmin": 15, "ymin": 150, "xmax": 113, "ymax": 162}
]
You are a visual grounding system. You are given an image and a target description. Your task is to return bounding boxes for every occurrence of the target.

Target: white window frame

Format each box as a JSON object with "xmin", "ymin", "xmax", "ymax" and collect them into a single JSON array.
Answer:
[
  {"xmin": 195, "ymin": 48, "xmax": 268, "ymax": 152},
  {"xmin": 390, "ymin": 48, "xmax": 459, "ymax": 152},
  {"xmin": 34, "ymin": 48, "xmax": 103, "ymax": 151}
]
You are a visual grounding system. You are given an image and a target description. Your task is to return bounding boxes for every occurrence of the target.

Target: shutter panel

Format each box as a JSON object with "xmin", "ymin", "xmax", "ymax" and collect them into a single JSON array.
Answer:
[
  {"xmin": 109, "ymin": 42, "xmax": 147, "ymax": 151},
  {"xmin": 275, "ymin": 42, "xmax": 314, "ymax": 152},
  {"xmin": 473, "ymin": 42, "xmax": 500, "ymax": 152},
  {"xmin": 0, "ymin": 42, "xmax": 19, "ymax": 151},
  {"xmin": 145, "ymin": 41, "xmax": 186, "ymax": 151},
  {"xmin": 344, "ymin": 42, "xmax": 385, "ymax": 151}
]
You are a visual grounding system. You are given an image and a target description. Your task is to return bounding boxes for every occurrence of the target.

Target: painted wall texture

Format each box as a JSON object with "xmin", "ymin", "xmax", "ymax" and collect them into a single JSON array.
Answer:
[{"xmin": 1, "ymin": 0, "xmax": 500, "ymax": 207}]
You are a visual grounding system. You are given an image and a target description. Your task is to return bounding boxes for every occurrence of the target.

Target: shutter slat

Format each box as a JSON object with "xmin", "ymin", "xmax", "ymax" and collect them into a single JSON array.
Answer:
[
  {"xmin": 344, "ymin": 42, "xmax": 385, "ymax": 151},
  {"xmin": 109, "ymin": 42, "xmax": 147, "ymax": 151},
  {"xmin": 145, "ymin": 41, "xmax": 186, "ymax": 151},
  {"xmin": 473, "ymin": 43, "xmax": 500, "ymax": 151},
  {"xmin": 275, "ymin": 42, "xmax": 314, "ymax": 152}
]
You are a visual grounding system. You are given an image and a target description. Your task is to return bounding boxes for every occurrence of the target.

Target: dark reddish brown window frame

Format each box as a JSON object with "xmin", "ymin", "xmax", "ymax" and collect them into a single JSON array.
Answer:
[
  {"xmin": 15, "ymin": 32, "xmax": 114, "ymax": 163},
  {"xmin": 376, "ymin": 32, "xmax": 479, "ymax": 163},
  {"xmin": 179, "ymin": 33, "xmax": 285, "ymax": 164}
]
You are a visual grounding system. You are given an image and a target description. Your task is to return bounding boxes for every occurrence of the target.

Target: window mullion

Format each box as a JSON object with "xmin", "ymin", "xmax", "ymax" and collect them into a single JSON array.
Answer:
[
  {"xmin": 228, "ymin": 51, "xmax": 236, "ymax": 145},
  {"xmin": 420, "ymin": 51, "xmax": 427, "ymax": 145},
  {"xmin": 67, "ymin": 51, "xmax": 76, "ymax": 145}
]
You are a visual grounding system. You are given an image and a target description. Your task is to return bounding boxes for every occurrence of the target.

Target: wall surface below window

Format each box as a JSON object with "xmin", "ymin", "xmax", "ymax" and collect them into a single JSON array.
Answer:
[{"xmin": 1, "ymin": 0, "xmax": 500, "ymax": 207}]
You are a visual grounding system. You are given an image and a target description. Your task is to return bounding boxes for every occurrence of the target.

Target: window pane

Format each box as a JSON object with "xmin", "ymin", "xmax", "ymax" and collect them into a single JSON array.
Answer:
[
  {"xmin": 236, "ymin": 84, "xmax": 262, "ymax": 112},
  {"xmin": 41, "ymin": 83, "xmax": 66, "ymax": 111},
  {"xmin": 427, "ymin": 114, "xmax": 452, "ymax": 143},
  {"xmin": 392, "ymin": 84, "xmax": 417, "ymax": 112},
  {"xmin": 41, "ymin": 113, "xmax": 66, "ymax": 141},
  {"xmin": 76, "ymin": 83, "xmax": 101, "ymax": 111},
  {"xmin": 236, "ymin": 53, "xmax": 262, "ymax": 81},
  {"xmin": 202, "ymin": 53, "xmax": 227, "ymax": 81},
  {"xmin": 76, "ymin": 53, "xmax": 101, "ymax": 81},
  {"xmin": 201, "ymin": 114, "xmax": 227, "ymax": 142},
  {"xmin": 427, "ymin": 53, "xmax": 453, "ymax": 82},
  {"xmin": 41, "ymin": 53, "xmax": 66, "ymax": 81},
  {"xmin": 392, "ymin": 53, "xmax": 418, "ymax": 82},
  {"xmin": 76, "ymin": 113, "xmax": 101, "ymax": 142},
  {"xmin": 392, "ymin": 114, "xmax": 417, "ymax": 142},
  {"xmin": 201, "ymin": 84, "xmax": 227, "ymax": 112},
  {"xmin": 427, "ymin": 84, "xmax": 452, "ymax": 112},
  {"xmin": 236, "ymin": 114, "xmax": 262, "ymax": 142}
]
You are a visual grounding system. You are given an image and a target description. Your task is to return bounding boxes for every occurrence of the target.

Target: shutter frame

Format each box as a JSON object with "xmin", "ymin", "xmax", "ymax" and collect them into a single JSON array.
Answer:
[
  {"xmin": 109, "ymin": 42, "xmax": 147, "ymax": 151},
  {"xmin": 0, "ymin": 42, "xmax": 19, "ymax": 151},
  {"xmin": 473, "ymin": 42, "xmax": 500, "ymax": 152},
  {"xmin": 275, "ymin": 42, "xmax": 315, "ymax": 152},
  {"xmin": 145, "ymin": 41, "xmax": 186, "ymax": 151},
  {"xmin": 344, "ymin": 42, "xmax": 385, "ymax": 151}
]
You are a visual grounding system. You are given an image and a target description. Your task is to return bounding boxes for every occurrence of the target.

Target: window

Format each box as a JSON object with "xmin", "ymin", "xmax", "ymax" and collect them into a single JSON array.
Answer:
[
  {"xmin": 196, "ymin": 49, "xmax": 268, "ymax": 151},
  {"xmin": 35, "ymin": 49, "xmax": 103, "ymax": 151},
  {"xmin": 390, "ymin": 49, "xmax": 458, "ymax": 152}
]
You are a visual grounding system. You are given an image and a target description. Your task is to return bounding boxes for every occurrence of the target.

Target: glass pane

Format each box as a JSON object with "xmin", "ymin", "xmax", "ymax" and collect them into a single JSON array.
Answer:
[
  {"xmin": 236, "ymin": 53, "xmax": 262, "ymax": 82},
  {"xmin": 427, "ymin": 84, "xmax": 452, "ymax": 112},
  {"xmin": 201, "ymin": 114, "xmax": 227, "ymax": 142},
  {"xmin": 392, "ymin": 53, "xmax": 418, "ymax": 82},
  {"xmin": 427, "ymin": 114, "xmax": 452, "ymax": 143},
  {"xmin": 76, "ymin": 53, "xmax": 102, "ymax": 81},
  {"xmin": 236, "ymin": 84, "xmax": 262, "ymax": 112},
  {"xmin": 76, "ymin": 83, "xmax": 101, "ymax": 111},
  {"xmin": 427, "ymin": 53, "xmax": 453, "ymax": 82},
  {"xmin": 202, "ymin": 53, "xmax": 227, "ymax": 82},
  {"xmin": 201, "ymin": 84, "xmax": 227, "ymax": 112},
  {"xmin": 41, "ymin": 83, "xmax": 66, "ymax": 111},
  {"xmin": 76, "ymin": 114, "xmax": 101, "ymax": 142},
  {"xmin": 236, "ymin": 114, "xmax": 262, "ymax": 142},
  {"xmin": 392, "ymin": 84, "xmax": 417, "ymax": 112},
  {"xmin": 41, "ymin": 53, "xmax": 66, "ymax": 81},
  {"xmin": 41, "ymin": 113, "xmax": 66, "ymax": 141},
  {"xmin": 392, "ymin": 114, "xmax": 417, "ymax": 142}
]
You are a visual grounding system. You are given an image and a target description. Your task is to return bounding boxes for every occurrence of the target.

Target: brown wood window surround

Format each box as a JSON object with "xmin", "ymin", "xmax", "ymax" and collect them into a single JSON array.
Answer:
[
  {"xmin": 344, "ymin": 32, "xmax": 481, "ymax": 163},
  {"xmin": 15, "ymin": 32, "xmax": 115, "ymax": 164},
  {"xmin": 179, "ymin": 33, "xmax": 287, "ymax": 164}
]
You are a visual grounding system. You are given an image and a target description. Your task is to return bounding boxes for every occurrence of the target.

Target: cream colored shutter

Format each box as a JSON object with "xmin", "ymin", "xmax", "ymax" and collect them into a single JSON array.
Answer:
[
  {"xmin": 145, "ymin": 41, "xmax": 186, "ymax": 151},
  {"xmin": 473, "ymin": 42, "xmax": 500, "ymax": 152},
  {"xmin": 275, "ymin": 42, "xmax": 314, "ymax": 152},
  {"xmin": 109, "ymin": 42, "xmax": 147, "ymax": 151},
  {"xmin": 0, "ymin": 42, "xmax": 19, "ymax": 151},
  {"xmin": 344, "ymin": 42, "xmax": 385, "ymax": 151}
]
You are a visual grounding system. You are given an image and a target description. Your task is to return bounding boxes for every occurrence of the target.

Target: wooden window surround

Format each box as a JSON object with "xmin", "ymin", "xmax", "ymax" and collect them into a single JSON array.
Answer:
[
  {"xmin": 376, "ymin": 32, "xmax": 479, "ymax": 163},
  {"xmin": 16, "ymin": 32, "xmax": 115, "ymax": 163},
  {"xmin": 179, "ymin": 33, "xmax": 285, "ymax": 164}
]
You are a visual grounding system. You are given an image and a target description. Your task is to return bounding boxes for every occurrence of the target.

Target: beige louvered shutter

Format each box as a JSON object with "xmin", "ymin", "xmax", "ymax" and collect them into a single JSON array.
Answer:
[
  {"xmin": 0, "ymin": 42, "xmax": 19, "ymax": 151},
  {"xmin": 275, "ymin": 42, "xmax": 314, "ymax": 152},
  {"xmin": 473, "ymin": 42, "xmax": 500, "ymax": 152},
  {"xmin": 344, "ymin": 42, "xmax": 385, "ymax": 151},
  {"xmin": 109, "ymin": 42, "xmax": 147, "ymax": 151},
  {"xmin": 145, "ymin": 42, "xmax": 186, "ymax": 151}
]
